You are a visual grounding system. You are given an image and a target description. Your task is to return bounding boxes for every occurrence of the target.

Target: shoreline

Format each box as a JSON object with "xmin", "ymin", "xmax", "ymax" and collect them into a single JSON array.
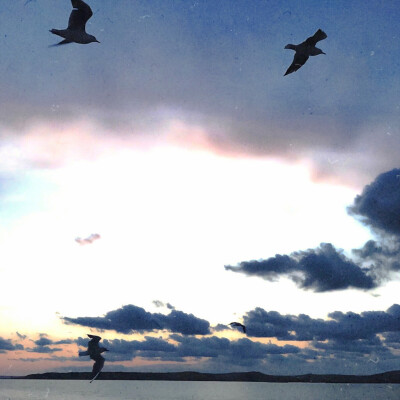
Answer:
[{"xmin": 4, "ymin": 370, "xmax": 400, "ymax": 384}]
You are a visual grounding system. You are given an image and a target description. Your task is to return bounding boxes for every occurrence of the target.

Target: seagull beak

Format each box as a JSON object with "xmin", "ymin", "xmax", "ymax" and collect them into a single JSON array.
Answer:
[{"xmin": 96, "ymin": 40, "xmax": 100, "ymax": 43}]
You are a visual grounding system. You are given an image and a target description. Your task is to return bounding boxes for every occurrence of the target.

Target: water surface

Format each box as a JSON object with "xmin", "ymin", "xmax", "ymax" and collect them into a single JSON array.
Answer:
[{"xmin": 1, "ymin": 380, "xmax": 399, "ymax": 400}]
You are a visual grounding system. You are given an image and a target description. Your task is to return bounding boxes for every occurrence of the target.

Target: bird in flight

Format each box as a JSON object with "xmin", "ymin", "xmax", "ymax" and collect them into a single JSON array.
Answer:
[
  {"xmin": 50, "ymin": 0, "xmax": 100, "ymax": 46},
  {"xmin": 75, "ymin": 233, "xmax": 101, "ymax": 245},
  {"xmin": 229, "ymin": 322, "xmax": 246, "ymax": 333},
  {"xmin": 284, "ymin": 29, "xmax": 327, "ymax": 76},
  {"xmin": 79, "ymin": 334, "xmax": 109, "ymax": 382}
]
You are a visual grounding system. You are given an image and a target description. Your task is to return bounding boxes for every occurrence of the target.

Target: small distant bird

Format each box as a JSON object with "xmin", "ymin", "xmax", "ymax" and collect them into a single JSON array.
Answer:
[
  {"xmin": 284, "ymin": 29, "xmax": 327, "ymax": 76},
  {"xmin": 75, "ymin": 233, "xmax": 101, "ymax": 245},
  {"xmin": 50, "ymin": 0, "xmax": 100, "ymax": 46},
  {"xmin": 79, "ymin": 334, "xmax": 109, "ymax": 382},
  {"xmin": 229, "ymin": 322, "xmax": 246, "ymax": 333}
]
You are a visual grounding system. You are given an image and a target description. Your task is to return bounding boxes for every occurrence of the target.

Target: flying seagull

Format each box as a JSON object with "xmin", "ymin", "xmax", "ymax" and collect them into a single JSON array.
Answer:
[
  {"xmin": 229, "ymin": 322, "xmax": 246, "ymax": 333},
  {"xmin": 79, "ymin": 334, "xmax": 109, "ymax": 382},
  {"xmin": 75, "ymin": 233, "xmax": 101, "ymax": 245},
  {"xmin": 284, "ymin": 29, "xmax": 327, "ymax": 76},
  {"xmin": 50, "ymin": 0, "xmax": 100, "ymax": 46}
]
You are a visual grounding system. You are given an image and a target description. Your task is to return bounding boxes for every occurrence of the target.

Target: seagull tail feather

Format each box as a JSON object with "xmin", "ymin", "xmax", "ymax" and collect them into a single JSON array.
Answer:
[{"xmin": 79, "ymin": 351, "xmax": 90, "ymax": 357}]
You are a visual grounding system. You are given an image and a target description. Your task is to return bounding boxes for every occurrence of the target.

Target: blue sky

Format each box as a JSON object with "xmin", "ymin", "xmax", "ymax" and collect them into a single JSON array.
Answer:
[{"xmin": 1, "ymin": 0, "xmax": 400, "ymax": 376}]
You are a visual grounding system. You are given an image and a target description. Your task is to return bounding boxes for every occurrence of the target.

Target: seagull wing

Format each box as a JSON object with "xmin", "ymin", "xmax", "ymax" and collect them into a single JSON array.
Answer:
[
  {"xmin": 91, "ymin": 355, "xmax": 105, "ymax": 376},
  {"xmin": 284, "ymin": 53, "xmax": 309, "ymax": 76},
  {"xmin": 229, "ymin": 322, "xmax": 246, "ymax": 333},
  {"xmin": 304, "ymin": 29, "xmax": 327, "ymax": 46},
  {"xmin": 88, "ymin": 334, "xmax": 101, "ymax": 343},
  {"xmin": 68, "ymin": 0, "xmax": 93, "ymax": 31}
]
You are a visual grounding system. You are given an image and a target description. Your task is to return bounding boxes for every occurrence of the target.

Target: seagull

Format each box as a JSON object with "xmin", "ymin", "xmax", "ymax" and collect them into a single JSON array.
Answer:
[
  {"xmin": 229, "ymin": 322, "xmax": 246, "ymax": 333},
  {"xmin": 50, "ymin": 0, "xmax": 100, "ymax": 46},
  {"xmin": 75, "ymin": 234, "xmax": 101, "ymax": 245},
  {"xmin": 284, "ymin": 29, "xmax": 327, "ymax": 76},
  {"xmin": 78, "ymin": 334, "xmax": 109, "ymax": 382}
]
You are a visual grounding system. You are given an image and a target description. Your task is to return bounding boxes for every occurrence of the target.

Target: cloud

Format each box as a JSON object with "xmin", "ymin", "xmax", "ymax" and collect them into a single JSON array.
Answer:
[
  {"xmin": 75, "ymin": 233, "xmax": 101, "ymax": 245},
  {"xmin": 243, "ymin": 304, "xmax": 400, "ymax": 342},
  {"xmin": 24, "ymin": 335, "xmax": 72, "ymax": 353},
  {"xmin": 17, "ymin": 304, "xmax": 400, "ymax": 375},
  {"xmin": 226, "ymin": 243, "xmax": 375, "ymax": 292},
  {"xmin": 226, "ymin": 169, "xmax": 400, "ymax": 292},
  {"xmin": 153, "ymin": 300, "xmax": 175, "ymax": 310},
  {"xmin": 77, "ymin": 333, "xmax": 301, "ymax": 366},
  {"xmin": 348, "ymin": 168, "xmax": 400, "ymax": 236},
  {"xmin": 27, "ymin": 346, "xmax": 62, "ymax": 354},
  {"xmin": 0, "ymin": 337, "xmax": 23, "ymax": 352},
  {"xmin": 1, "ymin": 2, "xmax": 400, "ymax": 184},
  {"xmin": 347, "ymin": 169, "xmax": 400, "ymax": 282},
  {"xmin": 63, "ymin": 304, "xmax": 210, "ymax": 335}
]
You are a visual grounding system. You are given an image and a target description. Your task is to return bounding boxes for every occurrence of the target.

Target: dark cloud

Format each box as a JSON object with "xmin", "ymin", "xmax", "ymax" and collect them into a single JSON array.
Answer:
[
  {"xmin": 33, "ymin": 337, "xmax": 53, "ymax": 347},
  {"xmin": 352, "ymin": 239, "xmax": 400, "ymax": 283},
  {"xmin": 347, "ymin": 169, "xmax": 400, "ymax": 282},
  {"xmin": 348, "ymin": 168, "xmax": 400, "ymax": 236},
  {"xmin": 243, "ymin": 304, "xmax": 400, "ymax": 342},
  {"xmin": 312, "ymin": 336, "xmax": 389, "ymax": 355},
  {"xmin": 27, "ymin": 346, "xmax": 62, "ymax": 354},
  {"xmin": 25, "ymin": 335, "xmax": 72, "ymax": 353},
  {"xmin": 76, "ymin": 333, "xmax": 301, "ymax": 366},
  {"xmin": 63, "ymin": 304, "xmax": 210, "ymax": 335},
  {"xmin": 383, "ymin": 332, "xmax": 400, "ymax": 349},
  {"xmin": 212, "ymin": 324, "xmax": 229, "ymax": 332},
  {"xmin": 19, "ymin": 304, "xmax": 400, "ymax": 375},
  {"xmin": 0, "ymin": 337, "xmax": 23, "ymax": 352},
  {"xmin": 152, "ymin": 300, "xmax": 175, "ymax": 310},
  {"xmin": 226, "ymin": 243, "xmax": 375, "ymax": 292},
  {"xmin": 0, "ymin": 2, "xmax": 399, "ymax": 182}
]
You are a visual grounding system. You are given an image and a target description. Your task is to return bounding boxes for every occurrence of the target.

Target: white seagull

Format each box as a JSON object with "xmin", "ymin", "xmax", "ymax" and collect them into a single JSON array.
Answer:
[
  {"xmin": 79, "ymin": 334, "xmax": 109, "ymax": 382},
  {"xmin": 50, "ymin": 0, "xmax": 100, "ymax": 46},
  {"xmin": 284, "ymin": 29, "xmax": 327, "ymax": 76}
]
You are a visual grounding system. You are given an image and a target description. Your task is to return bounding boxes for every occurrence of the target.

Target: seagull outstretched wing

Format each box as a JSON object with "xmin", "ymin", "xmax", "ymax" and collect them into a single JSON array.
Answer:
[
  {"xmin": 87, "ymin": 334, "xmax": 101, "ymax": 343},
  {"xmin": 304, "ymin": 29, "xmax": 327, "ymax": 46},
  {"xmin": 68, "ymin": 0, "xmax": 93, "ymax": 31},
  {"xmin": 92, "ymin": 355, "xmax": 105, "ymax": 375},
  {"xmin": 229, "ymin": 322, "xmax": 246, "ymax": 333},
  {"xmin": 284, "ymin": 52, "xmax": 309, "ymax": 76}
]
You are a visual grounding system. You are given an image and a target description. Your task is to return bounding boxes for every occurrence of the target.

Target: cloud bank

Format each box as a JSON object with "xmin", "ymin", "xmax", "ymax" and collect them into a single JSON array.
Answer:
[
  {"xmin": 51, "ymin": 303, "xmax": 400, "ymax": 373},
  {"xmin": 243, "ymin": 304, "xmax": 400, "ymax": 342},
  {"xmin": 63, "ymin": 304, "xmax": 210, "ymax": 335}
]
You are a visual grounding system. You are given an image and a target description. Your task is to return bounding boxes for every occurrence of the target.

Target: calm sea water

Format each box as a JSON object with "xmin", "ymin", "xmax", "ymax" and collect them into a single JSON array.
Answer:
[{"xmin": 0, "ymin": 380, "xmax": 399, "ymax": 400}]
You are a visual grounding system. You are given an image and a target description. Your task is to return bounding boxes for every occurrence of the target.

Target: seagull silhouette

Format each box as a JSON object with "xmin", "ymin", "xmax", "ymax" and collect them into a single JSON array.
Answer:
[
  {"xmin": 229, "ymin": 322, "xmax": 246, "ymax": 333},
  {"xmin": 50, "ymin": 0, "xmax": 100, "ymax": 46},
  {"xmin": 284, "ymin": 29, "xmax": 327, "ymax": 76},
  {"xmin": 79, "ymin": 334, "xmax": 109, "ymax": 382}
]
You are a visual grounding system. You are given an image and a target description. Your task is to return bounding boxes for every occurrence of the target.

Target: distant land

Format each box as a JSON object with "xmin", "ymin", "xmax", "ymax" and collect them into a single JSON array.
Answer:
[{"xmin": 7, "ymin": 370, "xmax": 400, "ymax": 384}]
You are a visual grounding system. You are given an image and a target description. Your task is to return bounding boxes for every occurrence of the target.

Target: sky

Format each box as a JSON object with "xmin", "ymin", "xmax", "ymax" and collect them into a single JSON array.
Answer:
[{"xmin": 1, "ymin": 0, "xmax": 400, "ymax": 377}]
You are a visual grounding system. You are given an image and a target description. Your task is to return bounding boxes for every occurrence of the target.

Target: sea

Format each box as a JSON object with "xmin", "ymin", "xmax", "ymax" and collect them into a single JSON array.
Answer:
[{"xmin": 0, "ymin": 380, "xmax": 399, "ymax": 400}]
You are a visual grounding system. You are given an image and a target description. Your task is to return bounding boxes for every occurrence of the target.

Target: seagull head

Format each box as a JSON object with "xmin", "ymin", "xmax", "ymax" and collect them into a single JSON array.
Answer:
[{"xmin": 88, "ymin": 34, "xmax": 100, "ymax": 44}]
